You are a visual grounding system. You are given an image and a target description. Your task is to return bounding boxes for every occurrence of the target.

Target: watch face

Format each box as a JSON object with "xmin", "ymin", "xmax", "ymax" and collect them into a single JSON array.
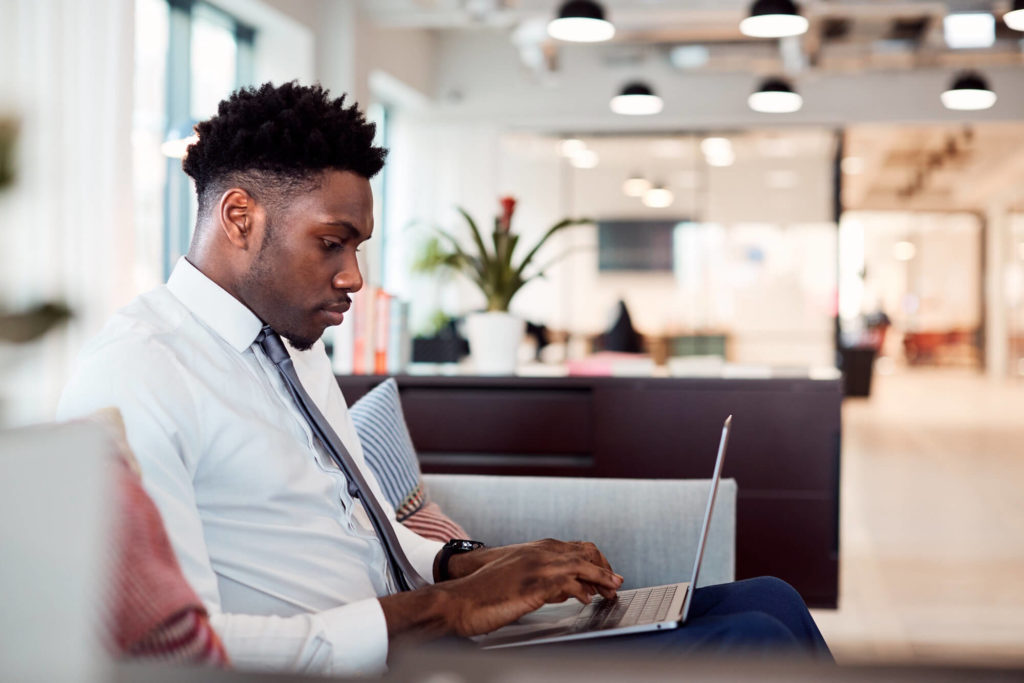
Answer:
[{"xmin": 451, "ymin": 540, "xmax": 485, "ymax": 552}]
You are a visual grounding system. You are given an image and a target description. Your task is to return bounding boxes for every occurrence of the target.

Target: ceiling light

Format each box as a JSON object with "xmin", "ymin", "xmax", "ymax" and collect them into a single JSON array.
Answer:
[
  {"xmin": 893, "ymin": 241, "xmax": 916, "ymax": 261},
  {"xmin": 547, "ymin": 0, "xmax": 615, "ymax": 42},
  {"xmin": 623, "ymin": 173, "xmax": 652, "ymax": 197},
  {"xmin": 748, "ymin": 77, "xmax": 803, "ymax": 113},
  {"xmin": 1007, "ymin": 0, "xmax": 1024, "ymax": 31},
  {"xmin": 700, "ymin": 136, "xmax": 735, "ymax": 167},
  {"xmin": 739, "ymin": 0, "xmax": 809, "ymax": 39},
  {"xmin": 706, "ymin": 152, "xmax": 735, "ymax": 167},
  {"xmin": 643, "ymin": 185, "xmax": 674, "ymax": 208},
  {"xmin": 943, "ymin": 12, "xmax": 995, "ymax": 49},
  {"xmin": 559, "ymin": 138, "xmax": 587, "ymax": 156},
  {"xmin": 610, "ymin": 82, "xmax": 664, "ymax": 115},
  {"xmin": 570, "ymin": 149, "xmax": 599, "ymax": 168},
  {"xmin": 941, "ymin": 71, "xmax": 997, "ymax": 111},
  {"xmin": 841, "ymin": 156, "xmax": 865, "ymax": 175},
  {"xmin": 668, "ymin": 45, "xmax": 710, "ymax": 70},
  {"xmin": 1007, "ymin": 1, "xmax": 1024, "ymax": 31},
  {"xmin": 700, "ymin": 137, "xmax": 732, "ymax": 157}
]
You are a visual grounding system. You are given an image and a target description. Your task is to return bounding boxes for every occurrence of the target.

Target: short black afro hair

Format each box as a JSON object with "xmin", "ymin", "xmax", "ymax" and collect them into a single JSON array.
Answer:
[{"xmin": 182, "ymin": 81, "xmax": 386, "ymax": 216}]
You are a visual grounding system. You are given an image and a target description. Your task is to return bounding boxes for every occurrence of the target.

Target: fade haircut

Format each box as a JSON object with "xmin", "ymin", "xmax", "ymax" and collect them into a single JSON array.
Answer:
[{"xmin": 182, "ymin": 81, "xmax": 386, "ymax": 220}]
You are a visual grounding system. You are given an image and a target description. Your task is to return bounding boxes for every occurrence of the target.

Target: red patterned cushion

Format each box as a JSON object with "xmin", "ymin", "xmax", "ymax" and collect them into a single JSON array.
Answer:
[{"xmin": 399, "ymin": 501, "xmax": 467, "ymax": 543}]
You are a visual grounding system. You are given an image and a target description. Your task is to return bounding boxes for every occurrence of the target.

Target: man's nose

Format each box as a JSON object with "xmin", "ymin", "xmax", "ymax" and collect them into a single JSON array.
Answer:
[{"xmin": 333, "ymin": 261, "xmax": 363, "ymax": 293}]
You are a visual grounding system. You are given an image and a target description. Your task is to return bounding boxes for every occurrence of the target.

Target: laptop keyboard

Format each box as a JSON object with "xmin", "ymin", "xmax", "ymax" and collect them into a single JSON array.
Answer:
[{"xmin": 574, "ymin": 585, "xmax": 679, "ymax": 632}]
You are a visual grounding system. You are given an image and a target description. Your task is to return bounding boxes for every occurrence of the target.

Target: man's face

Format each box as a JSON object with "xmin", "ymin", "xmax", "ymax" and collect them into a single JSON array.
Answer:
[{"xmin": 239, "ymin": 169, "xmax": 373, "ymax": 350}]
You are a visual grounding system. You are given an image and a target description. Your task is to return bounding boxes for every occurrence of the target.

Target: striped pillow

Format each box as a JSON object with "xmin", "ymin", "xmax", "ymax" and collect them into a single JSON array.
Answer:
[{"xmin": 350, "ymin": 379, "xmax": 466, "ymax": 542}]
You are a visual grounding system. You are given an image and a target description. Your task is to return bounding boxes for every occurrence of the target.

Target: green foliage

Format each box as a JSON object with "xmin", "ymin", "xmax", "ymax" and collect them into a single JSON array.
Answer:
[{"xmin": 418, "ymin": 207, "xmax": 589, "ymax": 312}]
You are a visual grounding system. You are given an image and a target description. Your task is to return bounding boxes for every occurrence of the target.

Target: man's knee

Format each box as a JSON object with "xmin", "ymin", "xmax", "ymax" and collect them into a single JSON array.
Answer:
[
  {"xmin": 732, "ymin": 576, "xmax": 807, "ymax": 609},
  {"xmin": 713, "ymin": 612, "xmax": 799, "ymax": 649}
]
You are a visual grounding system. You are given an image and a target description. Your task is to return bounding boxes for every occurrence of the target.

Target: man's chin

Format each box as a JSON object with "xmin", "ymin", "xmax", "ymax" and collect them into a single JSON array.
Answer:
[{"xmin": 281, "ymin": 329, "xmax": 321, "ymax": 352}]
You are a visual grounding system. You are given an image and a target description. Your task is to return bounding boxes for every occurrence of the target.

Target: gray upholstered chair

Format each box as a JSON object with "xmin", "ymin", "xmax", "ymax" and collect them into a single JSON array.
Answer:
[{"xmin": 424, "ymin": 474, "xmax": 736, "ymax": 590}]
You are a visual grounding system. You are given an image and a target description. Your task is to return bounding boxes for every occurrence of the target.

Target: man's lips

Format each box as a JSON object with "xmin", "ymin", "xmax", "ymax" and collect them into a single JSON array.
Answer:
[{"xmin": 319, "ymin": 300, "xmax": 351, "ymax": 325}]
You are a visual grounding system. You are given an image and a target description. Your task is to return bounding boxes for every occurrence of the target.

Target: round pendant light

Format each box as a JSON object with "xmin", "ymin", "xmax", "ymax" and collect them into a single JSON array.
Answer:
[
  {"xmin": 548, "ymin": 1, "xmax": 615, "ymax": 42},
  {"xmin": 940, "ymin": 71, "xmax": 997, "ymax": 111},
  {"xmin": 1005, "ymin": 0, "xmax": 1024, "ymax": 31},
  {"xmin": 623, "ymin": 173, "xmax": 652, "ymax": 197},
  {"xmin": 643, "ymin": 185, "xmax": 674, "ymax": 208},
  {"xmin": 748, "ymin": 77, "xmax": 803, "ymax": 113},
  {"xmin": 739, "ymin": 0, "xmax": 809, "ymax": 38},
  {"xmin": 610, "ymin": 82, "xmax": 663, "ymax": 115}
]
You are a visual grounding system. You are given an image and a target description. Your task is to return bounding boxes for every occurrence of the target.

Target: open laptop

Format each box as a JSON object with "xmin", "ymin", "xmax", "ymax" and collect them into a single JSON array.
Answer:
[{"xmin": 474, "ymin": 415, "xmax": 733, "ymax": 649}]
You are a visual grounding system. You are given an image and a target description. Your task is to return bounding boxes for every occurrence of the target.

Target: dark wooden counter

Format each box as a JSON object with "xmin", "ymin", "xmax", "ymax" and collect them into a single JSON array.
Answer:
[{"xmin": 337, "ymin": 373, "xmax": 841, "ymax": 607}]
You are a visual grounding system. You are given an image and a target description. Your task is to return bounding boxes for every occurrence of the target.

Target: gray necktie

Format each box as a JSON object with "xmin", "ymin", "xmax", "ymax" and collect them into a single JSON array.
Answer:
[{"xmin": 256, "ymin": 325, "xmax": 428, "ymax": 591}]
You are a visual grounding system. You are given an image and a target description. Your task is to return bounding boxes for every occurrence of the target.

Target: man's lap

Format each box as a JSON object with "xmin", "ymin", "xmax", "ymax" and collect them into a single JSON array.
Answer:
[{"xmin": 525, "ymin": 577, "xmax": 833, "ymax": 661}]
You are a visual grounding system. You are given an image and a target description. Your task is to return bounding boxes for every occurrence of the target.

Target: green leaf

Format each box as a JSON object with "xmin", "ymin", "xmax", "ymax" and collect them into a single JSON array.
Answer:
[
  {"xmin": 456, "ymin": 206, "xmax": 493, "ymax": 270},
  {"xmin": 513, "ymin": 217, "xmax": 590, "ymax": 280}
]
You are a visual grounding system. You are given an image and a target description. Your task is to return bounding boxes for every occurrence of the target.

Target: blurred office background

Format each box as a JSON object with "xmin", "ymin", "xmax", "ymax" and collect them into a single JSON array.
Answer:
[{"xmin": 1, "ymin": 0, "xmax": 1023, "ymax": 669}]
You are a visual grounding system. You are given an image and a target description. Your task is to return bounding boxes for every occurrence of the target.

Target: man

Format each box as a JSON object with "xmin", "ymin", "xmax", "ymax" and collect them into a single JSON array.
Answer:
[{"xmin": 58, "ymin": 82, "xmax": 830, "ymax": 676}]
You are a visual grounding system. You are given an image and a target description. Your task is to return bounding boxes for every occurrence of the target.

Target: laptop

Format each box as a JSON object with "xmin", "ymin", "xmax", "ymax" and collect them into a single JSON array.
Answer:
[{"xmin": 474, "ymin": 415, "xmax": 733, "ymax": 649}]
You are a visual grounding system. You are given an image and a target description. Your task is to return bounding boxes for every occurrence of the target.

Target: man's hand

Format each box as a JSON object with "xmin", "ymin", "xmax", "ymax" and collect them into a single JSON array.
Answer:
[{"xmin": 378, "ymin": 539, "xmax": 623, "ymax": 641}]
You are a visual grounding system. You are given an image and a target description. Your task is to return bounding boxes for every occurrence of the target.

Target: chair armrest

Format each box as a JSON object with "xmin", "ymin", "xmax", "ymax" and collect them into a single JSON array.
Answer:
[{"xmin": 422, "ymin": 474, "xmax": 736, "ymax": 589}]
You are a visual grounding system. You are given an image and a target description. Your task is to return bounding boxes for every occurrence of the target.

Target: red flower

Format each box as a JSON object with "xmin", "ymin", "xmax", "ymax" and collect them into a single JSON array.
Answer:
[{"xmin": 498, "ymin": 196, "xmax": 516, "ymax": 233}]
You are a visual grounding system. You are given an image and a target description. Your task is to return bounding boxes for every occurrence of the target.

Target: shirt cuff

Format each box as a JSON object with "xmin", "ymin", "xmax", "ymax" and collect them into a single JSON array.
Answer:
[
  {"xmin": 318, "ymin": 597, "xmax": 390, "ymax": 677},
  {"xmin": 407, "ymin": 537, "xmax": 445, "ymax": 585}
]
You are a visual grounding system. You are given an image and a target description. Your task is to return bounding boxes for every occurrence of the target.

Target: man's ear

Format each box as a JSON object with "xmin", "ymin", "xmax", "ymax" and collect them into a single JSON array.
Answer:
[{"xmin": 217, "ymin": 188, "xmax": 257, "ymax": 250}]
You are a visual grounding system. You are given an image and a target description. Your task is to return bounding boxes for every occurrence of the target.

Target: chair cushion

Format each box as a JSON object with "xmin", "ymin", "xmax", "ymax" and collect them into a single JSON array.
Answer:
[{"xmin": 349, "ymin": 378, "xmax": 466, "ymax": 542}]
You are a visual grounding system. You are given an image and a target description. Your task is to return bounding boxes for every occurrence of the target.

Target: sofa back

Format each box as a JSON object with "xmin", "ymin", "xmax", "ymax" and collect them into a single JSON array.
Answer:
[{"xmin": 423, "ymin": 474, "xmax": 736, "ymax": 589}]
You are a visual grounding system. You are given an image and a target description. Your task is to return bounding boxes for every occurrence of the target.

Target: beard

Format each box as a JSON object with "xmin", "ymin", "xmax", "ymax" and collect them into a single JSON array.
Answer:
[{"xmin": 239, "ymin": 218, "xmax": 321, "ymax": 352}]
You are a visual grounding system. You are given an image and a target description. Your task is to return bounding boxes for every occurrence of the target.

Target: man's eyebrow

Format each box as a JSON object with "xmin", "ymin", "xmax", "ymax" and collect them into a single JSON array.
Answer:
[{"xmin": 319, "ymin": 219, "xmax": 369, "ymax": 239}]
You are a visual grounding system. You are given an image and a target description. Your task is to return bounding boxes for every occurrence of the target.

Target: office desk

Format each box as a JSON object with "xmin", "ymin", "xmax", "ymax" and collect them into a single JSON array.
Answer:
[{"xmin": 337, "ymin": 373, "xmax": 841, "ymax": 608}]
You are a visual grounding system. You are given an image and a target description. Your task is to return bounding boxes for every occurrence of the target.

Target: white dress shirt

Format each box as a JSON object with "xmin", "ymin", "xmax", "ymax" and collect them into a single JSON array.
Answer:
[{"xmin": 57, "ymin": 259, "xmax": 443, "ymax": 676}]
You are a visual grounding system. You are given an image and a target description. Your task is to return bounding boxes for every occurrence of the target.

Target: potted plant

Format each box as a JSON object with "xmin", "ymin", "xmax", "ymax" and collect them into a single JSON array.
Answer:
[{"xmin": 416, "ymin": 197, "xmax": 587, "ymax": 374}]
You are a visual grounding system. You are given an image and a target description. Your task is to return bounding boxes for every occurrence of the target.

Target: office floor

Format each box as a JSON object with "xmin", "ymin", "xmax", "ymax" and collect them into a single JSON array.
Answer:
[{"xmin": 809, "ymin": 367, "xmax": 1024, "ymax": 667}]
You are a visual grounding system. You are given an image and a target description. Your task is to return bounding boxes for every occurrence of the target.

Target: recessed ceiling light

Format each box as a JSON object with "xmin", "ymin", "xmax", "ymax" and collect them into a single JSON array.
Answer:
[
  {"xmin": 643, "ymin": 185, "xmax": 675, "ymax": 208},
  {"xmin": 610, "ymin": 82, "xmax": 664, "ymax": 115},
  {"xmin": 570, "ymin": 149, "xmax": 600, "ymax": 168},
  {"xmin": 559, "ymin": 138, "xmax": 587, "ymax": 157},
  {"xmin": 668, "ymin": 45, "xmax": 710, "ymax": 70},
  {"xmin": 940, "ymin": 71, "xmax": 997, "ymax": 111},
  {"xmin": 893, "ymin": 241, "xmax": 916, "ymax": 261},
  {"xmin": 943, "ymin": 12, "xmax": 996, "ymax": 49},
  {"xmin": 547, "ymin": 0, "xmax": 615, "ymax": 42},
  {"xmin": 739, "ymin": 0, "xmax": 809, "ymax": 39},
  {"xmin": 1006, "ymin": 1, "xmax": 1024, "ymax": 31},
  {"xmin": 623, "ymin": 174, "xmax": 652, "ymax": 197},
  {"xmin": 700, "ymin": 136, "xmax": 735, "ymax": 166},
  {"xmin": 748, "ymin": 77, "xmax": 803, "ymax": 113}
]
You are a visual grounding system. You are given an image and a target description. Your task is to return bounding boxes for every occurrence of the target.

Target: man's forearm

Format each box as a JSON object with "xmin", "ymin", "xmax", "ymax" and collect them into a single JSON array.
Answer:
[{"xmin": 378, "ymin": 585, "xmax": 453, "ymax": 639}]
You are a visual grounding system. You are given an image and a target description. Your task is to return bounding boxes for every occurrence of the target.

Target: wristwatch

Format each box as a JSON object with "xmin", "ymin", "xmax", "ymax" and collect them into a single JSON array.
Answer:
[{"xmin": 436, "ymin": 539, "xmax": 486, "ymax": 581}]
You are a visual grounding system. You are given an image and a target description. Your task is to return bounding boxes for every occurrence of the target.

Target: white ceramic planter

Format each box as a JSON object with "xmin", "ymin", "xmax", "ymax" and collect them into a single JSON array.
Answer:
[{"xmin": 465, "ymin": 311, "xmax": 525, "ymax": 375}]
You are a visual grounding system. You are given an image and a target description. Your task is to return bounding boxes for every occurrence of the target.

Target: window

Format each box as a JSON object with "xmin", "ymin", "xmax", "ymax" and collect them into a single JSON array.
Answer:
[{"xmin": 132, "ymin": 0, "xmax": 255, "ymax": 283}]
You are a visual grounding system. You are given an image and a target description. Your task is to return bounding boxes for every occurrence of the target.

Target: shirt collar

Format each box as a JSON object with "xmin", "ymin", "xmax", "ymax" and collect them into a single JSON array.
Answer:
[{"xmin": 166, "ymin": 257, "xmax": 264, "ymax": 353}]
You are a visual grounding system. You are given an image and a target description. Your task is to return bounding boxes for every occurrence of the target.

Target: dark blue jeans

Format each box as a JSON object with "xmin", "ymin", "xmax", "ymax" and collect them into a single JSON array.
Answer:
[{"xmin": 535, "ymin": 577, "xmax": 833, "ymax": 662}]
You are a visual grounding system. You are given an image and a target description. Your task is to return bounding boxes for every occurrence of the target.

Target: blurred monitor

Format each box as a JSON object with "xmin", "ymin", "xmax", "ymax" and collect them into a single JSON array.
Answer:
[{"xmin": 597, "ymin": 219, "xmax": 684, "ymax": 272}]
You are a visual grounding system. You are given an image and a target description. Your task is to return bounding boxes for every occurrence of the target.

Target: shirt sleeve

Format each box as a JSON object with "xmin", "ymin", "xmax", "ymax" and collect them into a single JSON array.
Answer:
[{"xmin": 58, "ymin": 338, "xmax": 392, "ymax": 676}]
